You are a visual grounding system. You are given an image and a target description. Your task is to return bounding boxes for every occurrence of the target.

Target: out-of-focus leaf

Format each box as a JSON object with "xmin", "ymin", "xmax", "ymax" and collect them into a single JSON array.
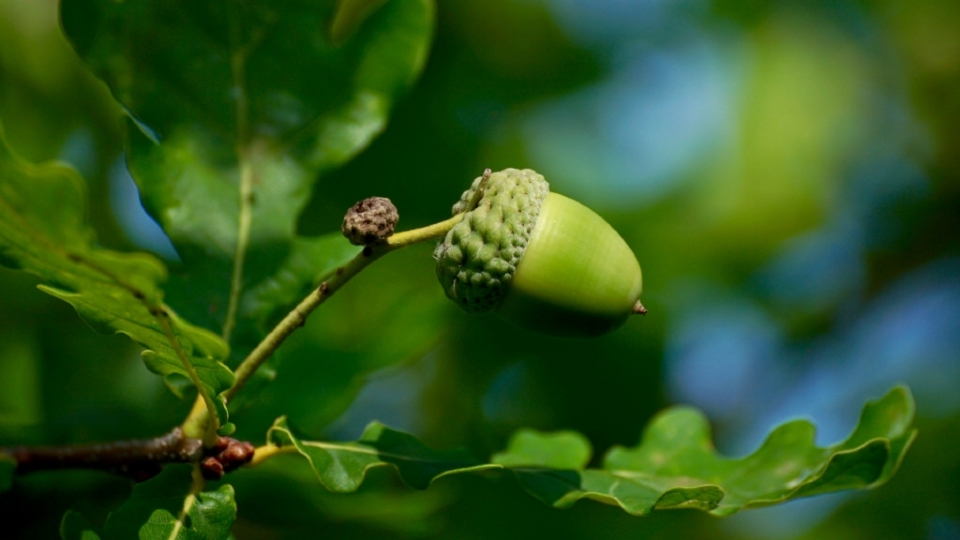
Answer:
[
  {"xmin": 102, "ymin": 464, "xmax": 236, "ymax": 540},
  {"xmin": 60, "ymin": 511, "xmax": 102, "ymax": 540},
  {"xmin": 265, "ymin": 386, "xmax": 915, "ymax": 516},
  {"xmin": 0, "ymin": 121, "xmax": 234, "ymax": 404},
  {"xmin": 60, "ymin": 0, "xmax": 435, "ymax": 345},
  {"xmin": 240, "ymin": 233, "xmax": 360, "ymax": 334},
  {"xmin": 0, "ymin": 453, "xmax": 14, "ymax": 492},
  {"xmin": 226, "ymin": 233, "xmax": 359, "ymax": 409},
  {"xmin": 331, "ymin": 0, "xmax": 391, "ymax": 45},
  {"xmin": 492, "ymin": 430, "xmax": 592, "ymax": 470}
]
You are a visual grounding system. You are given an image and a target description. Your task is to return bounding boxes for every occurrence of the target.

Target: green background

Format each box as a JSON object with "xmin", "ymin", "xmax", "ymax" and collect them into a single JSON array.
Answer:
[{"xmin": 1, "ymin": 0, "xmax": 958, "ymax": 538}]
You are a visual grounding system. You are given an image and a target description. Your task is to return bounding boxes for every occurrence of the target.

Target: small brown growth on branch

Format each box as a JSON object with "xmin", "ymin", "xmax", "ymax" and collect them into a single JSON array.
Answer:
[
  {"xmin": 342, "ymin": 197, "xmax": 399, "ymax": 246},
  {"xmin": 633, "ymin": 301, "xmax": 647, "ymax": 315}
]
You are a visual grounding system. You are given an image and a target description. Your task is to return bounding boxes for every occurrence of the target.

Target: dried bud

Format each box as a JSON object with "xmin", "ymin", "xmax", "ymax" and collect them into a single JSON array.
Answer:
[{"xmin": 342, "ymin": 197, "xmax": 399, "ymax": 246}]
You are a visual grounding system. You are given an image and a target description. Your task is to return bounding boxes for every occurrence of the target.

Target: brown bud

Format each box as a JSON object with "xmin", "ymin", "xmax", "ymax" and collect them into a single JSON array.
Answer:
[
  {"xmin": 200, "ymin": 456, "xmax": 225, "ymax": 480},
  {"xmin": 342, "ymin": 197, "xmax": 399, "ymax": 246}
]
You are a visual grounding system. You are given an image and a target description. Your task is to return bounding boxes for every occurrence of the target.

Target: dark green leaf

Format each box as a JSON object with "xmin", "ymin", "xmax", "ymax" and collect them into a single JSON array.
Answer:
[
  {"xmin": 60, "ymin": 0, "xmax": 435, "ymax": 343},
  {"xmin": 60, "ymin": 511, "xmax": 102, "ymax": 540},
  {"xmin": 227, "ymin": 233, "xmax": 359, "ymax": 408},
  {"xmin": 103, "ymin": 464, "xmax": 236, "ymax": 540},
  {"xmin": 266, "ymin": 386, "xmax": 916, "ymax": 516},
  {"xmin": 267, "ymin": 417, "xmax": 484, "ymax": 492},
  {"xmin": 240, "ymin": 233, "xmax": 360, "ymax": 334},
  {"xmin": 0, "ymin": 121, "xmax": 234, "ymax": 404},
  {"xmin": 0, "ymin": 453, "xmax": 14, "ymax": 493}
]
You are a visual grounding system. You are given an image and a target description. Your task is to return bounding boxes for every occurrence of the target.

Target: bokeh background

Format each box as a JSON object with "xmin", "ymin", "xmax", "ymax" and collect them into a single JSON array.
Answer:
[{"xmin": 1, "ymin": 0, "xmax": 959, "ymax": 538}]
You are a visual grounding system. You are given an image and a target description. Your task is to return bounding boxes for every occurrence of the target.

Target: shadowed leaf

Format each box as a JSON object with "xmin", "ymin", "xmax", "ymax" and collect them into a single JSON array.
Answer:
[
  {"xmin": 268, "ymin": 417, "xmax": 483, "ymax": 492},
  {"xmin": 0, "ymin": 454, "xmax": 14, "ymax": 493},
  {"xmin": 102, "ymin": 464, "xmax": 235, "ymax": 540},
  {"xmin": 59, "ymin": 511, "xmax": 102, "ymax": 540}
]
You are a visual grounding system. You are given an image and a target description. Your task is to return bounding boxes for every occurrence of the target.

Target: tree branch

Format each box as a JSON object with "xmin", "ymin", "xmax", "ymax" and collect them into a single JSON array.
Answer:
[{"xmin": 3, "ymin": 429, "xmax": 255, "ymax": 481}]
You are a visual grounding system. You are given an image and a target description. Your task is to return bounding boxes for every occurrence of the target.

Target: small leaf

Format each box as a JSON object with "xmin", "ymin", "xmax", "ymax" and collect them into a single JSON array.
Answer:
[
  {"xmin": 103, "ymin": 464, "xmax": 236, "ymax": 540},
  {"xmin": 60, "ymin": 511, "xmax": 102, "ymax": 540},
  {"xmin": 0, "ymin": 121, "xmax": 234, "ymax": 406},
  {"xmin": 264, "ymin": 386, "xmax": 916, "ymax": 517},
  {"xmin": 0, "ymin": 453, "xmax": 14, "ymax": 493}
]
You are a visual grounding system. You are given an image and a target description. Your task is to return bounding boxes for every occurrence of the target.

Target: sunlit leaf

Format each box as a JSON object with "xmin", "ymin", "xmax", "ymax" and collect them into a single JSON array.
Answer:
[
  {"xmin": 0, "ymin": 121, "xmax": 234, "ymax": 404},
  {"xmin": 266, "ymin": 386, "xmax": 916, "ymax": 516},
  {"xmin": 60, "ymin": 511, "xmax": 102, "ymax": 540},
  {"xmin": 60, "ymin": 0, "xmax": 435, "ymax": 346},
  {"xmin": 102, "ymin": 464, "xmax": 236, "ymax": 540}
]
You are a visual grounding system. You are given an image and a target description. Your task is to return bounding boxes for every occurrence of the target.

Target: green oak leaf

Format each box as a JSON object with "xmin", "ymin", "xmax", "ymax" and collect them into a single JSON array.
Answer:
[
  {"xmin": 102, "ymin": 464, "xmax": 236, "ymax": 540},
  {"xmin": 266, "ymin": 386, "xmax": 916, "ymax": 516},
  {"xmin": 60, "ymin": 0, "xmax": 435, "ymax": 350},
  {"xmin": 0, "ymin": 453, "xmax": 14, "ymax": 493},
  {"xmin": 60, "ymin": 511, "xmax": 102, "ymax": 540},
  {"xmin": 0, "ymin": 121, "xmax": 234, "ymax": 409},
  {"xmin": 267, "ymin": 417, "xmax": 483, "ymax": 492}
]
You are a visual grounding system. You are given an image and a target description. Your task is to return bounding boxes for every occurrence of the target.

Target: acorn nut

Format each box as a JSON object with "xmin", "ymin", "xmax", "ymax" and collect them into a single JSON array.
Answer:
[{"xmin": 434, "ymin": 168, "xmax": 644, "ymax": 337}]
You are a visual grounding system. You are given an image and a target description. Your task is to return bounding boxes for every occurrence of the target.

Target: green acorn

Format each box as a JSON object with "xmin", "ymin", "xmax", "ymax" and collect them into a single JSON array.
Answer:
[{"xmin": 434, "ymin": 168, "xmax": 644, "ymax": 337}]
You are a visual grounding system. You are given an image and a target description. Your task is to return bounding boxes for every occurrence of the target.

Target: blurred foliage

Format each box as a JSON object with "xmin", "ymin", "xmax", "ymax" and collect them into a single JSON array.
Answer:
[{"xmin": 0, "ymin": 0, "xmax": 958, "ymax": 538}]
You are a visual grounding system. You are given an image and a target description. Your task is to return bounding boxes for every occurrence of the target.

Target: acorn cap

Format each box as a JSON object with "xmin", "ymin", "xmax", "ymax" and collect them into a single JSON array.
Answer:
[{"xmin": 434, "ymin": 168, "xmax": 549, "ymax": 313}]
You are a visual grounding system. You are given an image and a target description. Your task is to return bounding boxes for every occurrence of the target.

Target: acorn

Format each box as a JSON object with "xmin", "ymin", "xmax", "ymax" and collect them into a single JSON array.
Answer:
[{"xmin": 434, "ymin": 168, "xmax": 644, "ymax": 337}]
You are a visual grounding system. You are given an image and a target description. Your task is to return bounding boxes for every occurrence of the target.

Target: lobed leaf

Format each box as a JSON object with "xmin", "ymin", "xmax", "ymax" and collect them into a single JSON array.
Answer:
[
  {"xmin": 101, "ymin": 464, "xmax": 235, "ymax": 540},
  {"xmin": 0, "ymin": 121, "xmax": 233, "ymax": 410},
  {"xmin": 265, "ymin": 386, "xmax": 916, "ymax": 516},
  {"xmin": 267, "ymin": 417, "xmax": 484, "ymax": 492},
  {"xmin": 60, "ymin": 0, "xmax": 435, "ymax": 346}
]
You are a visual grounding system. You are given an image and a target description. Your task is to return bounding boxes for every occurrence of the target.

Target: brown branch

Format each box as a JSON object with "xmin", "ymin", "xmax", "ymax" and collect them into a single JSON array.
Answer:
[{"xmin": 3, "ymin": 429, "xmax": 255, "ymax": 482}]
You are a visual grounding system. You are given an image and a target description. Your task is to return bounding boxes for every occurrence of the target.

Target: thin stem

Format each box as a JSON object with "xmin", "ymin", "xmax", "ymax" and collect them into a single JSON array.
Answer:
[
  {"xmin": 463, "ymin": 168, "xmax": 492, "ymax": 213},
  {"xmin": 156, "ymin": 310, "xmax": 221, "ymax": 448},
  {"xmin": 222, "ymin": 44, "xmax": 254, "ymax": 344},
  {"xmin": 244, "ymin": 444, "xmax": 296, "ymax": 468},
  {"xmin": 222, "ymin": 160, "xmax": 254, "ymax": 342},
  {"xmin": 222, "ymin": 213, "xmax": 464, "ymax": 403}
]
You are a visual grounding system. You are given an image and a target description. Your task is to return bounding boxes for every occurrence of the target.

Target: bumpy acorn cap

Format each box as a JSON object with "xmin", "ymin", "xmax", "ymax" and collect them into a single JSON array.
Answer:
[{"xmin": 434, "ymin": 169, "xmax": 549, "ymax": 313}]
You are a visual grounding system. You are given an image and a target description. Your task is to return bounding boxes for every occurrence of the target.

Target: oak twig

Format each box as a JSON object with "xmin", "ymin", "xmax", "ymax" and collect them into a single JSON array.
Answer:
[
  {"xmin": 220, "ymin": 212, "xmax": 464, "ymax": 404},
  {"xmin": 2, "ymin": 429, "xmax": 255, "ymax": 482}
]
